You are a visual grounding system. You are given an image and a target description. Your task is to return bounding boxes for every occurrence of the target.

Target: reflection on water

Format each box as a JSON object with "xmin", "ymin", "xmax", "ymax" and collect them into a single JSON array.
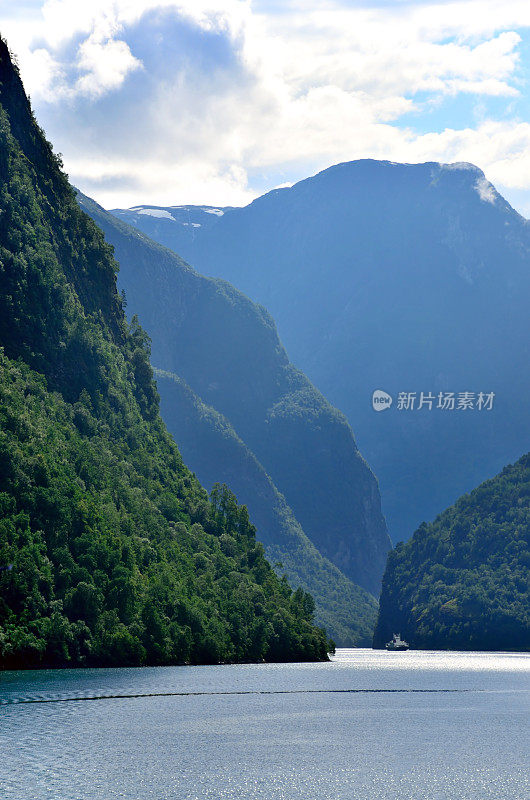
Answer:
[
  {"xmin": 1, "ymin": 649, "xmax": 528, "ymax": 799},
  {"xmin": 333, "ymin": 647, "xmax": 530, "ymax": 671}
]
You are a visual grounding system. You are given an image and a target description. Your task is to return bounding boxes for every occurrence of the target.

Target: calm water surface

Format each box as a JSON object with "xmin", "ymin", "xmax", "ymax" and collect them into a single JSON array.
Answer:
[{"xmin": 1, "ymin": 649, "xmax": 528, "ymax": 799}]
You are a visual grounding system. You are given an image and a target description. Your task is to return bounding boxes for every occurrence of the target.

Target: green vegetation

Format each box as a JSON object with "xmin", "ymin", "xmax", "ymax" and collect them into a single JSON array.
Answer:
[
  {"xmin": 0, "ymin": 354, "xmax": 330, "ymax": 668},
  {"xmin": 374, "ymin": 454, "xmax": 530, "ymax": 651},
  {"xmin": 77, "ymin": 192, "xmax": 383, "ymax": 645},
  {"xmin": 0, "ymin": 38, "xmax": 332, "ymax": 668},
  {"xmin": 78, "ymin": 191, "xmax": 390, "ymax": 606},
  {"xmin": 154, "ymin": 369, "xmax": 378, "ymax": 646}
]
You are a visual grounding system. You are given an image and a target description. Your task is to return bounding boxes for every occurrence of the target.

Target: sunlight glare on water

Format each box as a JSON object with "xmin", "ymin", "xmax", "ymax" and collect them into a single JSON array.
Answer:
[{"xmin": 1, "ymin": 649, "xmax": 528, "ymax": 800}]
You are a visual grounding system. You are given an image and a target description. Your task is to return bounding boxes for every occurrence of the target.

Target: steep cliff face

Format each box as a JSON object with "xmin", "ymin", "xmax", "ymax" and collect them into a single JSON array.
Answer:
[
  {"xmin": 373, "ymin": 453, "xmax": 530, "ymax": 652},
  {"xmin": 0, "ymin": 37, "xmax": 332, "ymax": 668},
  {"xmin": 78, "ymin": 192, "xmax": 391, "ymax": 598},
  {"xmin": 113, "ymin": 160, "xmax": 530, "ymax": 545}
]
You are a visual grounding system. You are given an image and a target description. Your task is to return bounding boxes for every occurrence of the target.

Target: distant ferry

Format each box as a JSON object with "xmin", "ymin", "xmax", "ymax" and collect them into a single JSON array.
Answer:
[{"xmin": 385, "ymin": 633, "xmax": 409, "ymax": 651}]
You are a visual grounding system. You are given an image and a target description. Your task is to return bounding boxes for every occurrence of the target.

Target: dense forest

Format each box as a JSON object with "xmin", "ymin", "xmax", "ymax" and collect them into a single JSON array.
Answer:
[
  {"xmin": 374, "ymin": 454, "xmax": 530, "ymax": 651},
  {"xmin": 153, "ymin": 368, "xmax": 378, "ymax": 646},
  {"xmin": 79, "ymin": 191, "xmax": 390, "ymax": 597},
  {"xmin": 0, "ymin": 37, "xmax": 332, "ymax": 668},
  {"xmin": 77, "ymin": 192, "xmax": 384, "ymax": 645}
]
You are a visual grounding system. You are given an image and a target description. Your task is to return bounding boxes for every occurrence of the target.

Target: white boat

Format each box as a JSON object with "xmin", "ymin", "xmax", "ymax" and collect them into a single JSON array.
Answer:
[{"xmin": 385, "ymin": 633, "xmax": 409, "ymax": 651}]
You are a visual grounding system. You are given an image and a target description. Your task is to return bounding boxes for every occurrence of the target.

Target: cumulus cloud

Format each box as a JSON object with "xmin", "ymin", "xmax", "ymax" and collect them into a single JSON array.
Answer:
[
  {"xmin": 2, "ymin": 0, "xmax": 530, "ymax": 210},
  {"xmin": 74, "ymin": 33, "xmax": 142, "ymax": 98}
]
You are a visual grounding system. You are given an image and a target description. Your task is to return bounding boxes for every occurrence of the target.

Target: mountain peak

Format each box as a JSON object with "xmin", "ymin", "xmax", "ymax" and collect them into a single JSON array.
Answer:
[
  {"xmin": 301, "ymin": 157, "xmax": 487, "ymax": 190},
  {"xmin": 110, "ymin": 155, "xmax": 530, "ymax": 546}
]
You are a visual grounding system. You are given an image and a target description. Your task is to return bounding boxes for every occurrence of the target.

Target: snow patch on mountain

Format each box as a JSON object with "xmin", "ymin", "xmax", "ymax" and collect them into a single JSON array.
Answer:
[{"xmin": 137, "ymin": 208, "xmax": 176, "ymax": 219}]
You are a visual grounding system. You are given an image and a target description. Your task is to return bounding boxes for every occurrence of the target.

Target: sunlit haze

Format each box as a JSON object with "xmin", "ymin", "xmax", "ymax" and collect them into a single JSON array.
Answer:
[{"xmin": 3, "ymin": 1, "xmax": 530, "ymax": 212}]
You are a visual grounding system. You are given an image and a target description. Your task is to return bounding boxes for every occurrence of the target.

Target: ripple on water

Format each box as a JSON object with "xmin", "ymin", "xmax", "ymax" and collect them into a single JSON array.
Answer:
[{"xmin": 1, "ymin": 649, "xmax": 528, "ymax": 800}]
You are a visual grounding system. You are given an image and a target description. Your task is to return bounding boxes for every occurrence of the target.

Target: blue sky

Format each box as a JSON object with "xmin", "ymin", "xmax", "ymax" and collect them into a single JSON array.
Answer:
[{"xmin": 3, "ymin": 0, "xmax": 530, "ymax": 213}]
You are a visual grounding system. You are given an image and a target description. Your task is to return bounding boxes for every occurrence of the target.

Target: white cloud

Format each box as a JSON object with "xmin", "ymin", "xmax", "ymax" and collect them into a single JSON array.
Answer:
[
  {"xmin": 68, "ymin": 154, "xmax": 254, "ymax": 208},
  {"xmin": 401, "ymin": 119, "xmax": 530, "ymax": 192},
  {"xmin": 74, "ymin": 33, "xmax": 141, "ymax": 98},
  {"xmin": 475, "ymin": 176, "xmax": 497, "ymax": 203},
  {"xmin": 2, "ymin": 0, "xmax": 530, "ymax": 210},
  {"xmin": 2, "ymin": 1, "xmax": 249, "ymax": 99}
]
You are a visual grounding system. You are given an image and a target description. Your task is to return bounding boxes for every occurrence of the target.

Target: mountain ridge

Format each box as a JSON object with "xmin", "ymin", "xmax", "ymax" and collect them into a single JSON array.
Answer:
[
  {"xmin": 78, "ymin": 191, "xmax": 389, "ymax": 643},
  {"xmin": 110, "ymin": 158, "xmax": 530, "ymax": 544},
  {"xmin": 153, "ymin": 367, "xmax": 378, "ymax": 646}
]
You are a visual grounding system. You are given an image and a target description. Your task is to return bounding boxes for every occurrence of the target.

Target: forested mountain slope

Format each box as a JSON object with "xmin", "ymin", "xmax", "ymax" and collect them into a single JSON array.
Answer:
[
  {"xmin": 81, "ymin": 193, "xmax": 391, "ymax": 596},
  {"xmin": 78, "ymin": 193, "xmax": 389, "ymax": 643},
  {"xmin": 373, "ymin": 453, "xmax": 530, "ymax": 651},
  {"xmin": 0, "ymin": 37, "xmax": 331, "ymax": 668},
  {"xmin": 153, "ymin": 368, "xmax": 378, "ymax": 646}
]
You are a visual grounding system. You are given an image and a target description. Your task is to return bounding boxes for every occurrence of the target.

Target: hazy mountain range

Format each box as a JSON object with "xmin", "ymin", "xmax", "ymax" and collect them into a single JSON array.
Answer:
[{"xmin": 112, "ymin": 161, "xmax": 530, "ymax": 544}]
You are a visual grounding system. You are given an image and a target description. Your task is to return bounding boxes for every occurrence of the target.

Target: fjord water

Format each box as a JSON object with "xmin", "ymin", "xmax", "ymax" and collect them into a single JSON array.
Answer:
[{"xmin": 1, "ymin": 650, "xmax": 528, "ymax": 800}]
